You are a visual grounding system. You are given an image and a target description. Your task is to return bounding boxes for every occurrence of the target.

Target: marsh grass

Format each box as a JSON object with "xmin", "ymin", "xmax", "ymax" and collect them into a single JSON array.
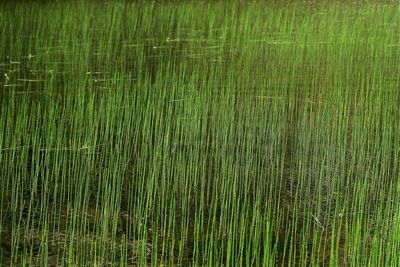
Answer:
[{"xmin": 0, "ymin": 1, "xmax": 399, "ymax": 266}]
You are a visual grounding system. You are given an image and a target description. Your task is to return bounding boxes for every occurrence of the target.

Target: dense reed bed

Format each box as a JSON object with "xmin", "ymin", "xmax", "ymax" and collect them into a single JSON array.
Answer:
[{"xmin": 0, "ymin": 1, "xmax": 399, "ymax": 266}]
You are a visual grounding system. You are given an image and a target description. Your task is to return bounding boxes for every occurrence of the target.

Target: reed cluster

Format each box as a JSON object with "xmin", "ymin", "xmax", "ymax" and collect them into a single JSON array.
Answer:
[{"xmin": 0, "ymin": 1, "xmax": 399, "ymax": 266}]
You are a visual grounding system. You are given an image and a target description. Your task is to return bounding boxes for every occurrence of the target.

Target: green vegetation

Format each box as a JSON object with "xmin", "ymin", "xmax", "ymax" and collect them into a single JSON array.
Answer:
[{"xmin": 0, "ymin": 1, "xmax": 399, "ymax": 266}]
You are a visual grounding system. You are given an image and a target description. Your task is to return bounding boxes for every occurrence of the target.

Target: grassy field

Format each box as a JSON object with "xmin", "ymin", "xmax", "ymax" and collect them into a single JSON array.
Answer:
[{"xmin": 0, "ymin": 1, "xmax": 399, "ymax": 266}]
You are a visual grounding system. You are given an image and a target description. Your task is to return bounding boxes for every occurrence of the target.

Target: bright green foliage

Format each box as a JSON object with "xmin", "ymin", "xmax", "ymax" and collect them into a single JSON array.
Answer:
[{"xmin": 0, "ymin": 1, "xmax": 399, "ymax": 266}]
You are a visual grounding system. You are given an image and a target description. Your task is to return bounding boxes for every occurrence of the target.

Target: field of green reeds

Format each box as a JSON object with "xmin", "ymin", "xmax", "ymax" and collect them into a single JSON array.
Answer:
[{"xmin": 0, "ymin": 1, "xmax": 399, "ymax": 266}]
